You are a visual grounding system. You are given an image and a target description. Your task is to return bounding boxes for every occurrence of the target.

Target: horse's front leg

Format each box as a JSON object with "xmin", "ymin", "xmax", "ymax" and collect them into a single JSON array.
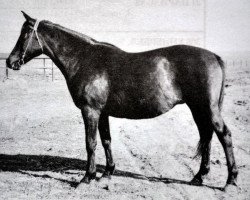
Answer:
[
  {"xmin": 98, "ymin": 113, "xmax": 115, "ymax": 179},
  {"xmin": 81, "ymin": 106, "xmax": 100, "ymax": 184}
]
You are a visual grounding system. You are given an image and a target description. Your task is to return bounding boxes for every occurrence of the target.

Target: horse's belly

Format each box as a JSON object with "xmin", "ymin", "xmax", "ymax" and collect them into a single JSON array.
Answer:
[
  {"xmin": 106, "ymin": 95, "xmax": 182, "ymax": 119},
  {"xmin": 106, "ymin": 56, "xmax": 183, "ymax": 119},
  {"xmin": 106, "ymin": 83, "xmax": 183, "ymax": 119}
]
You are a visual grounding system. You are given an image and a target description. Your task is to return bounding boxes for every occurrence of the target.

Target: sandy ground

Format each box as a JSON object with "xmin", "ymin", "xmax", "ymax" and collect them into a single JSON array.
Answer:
[{"xmin": 0, "ymin": 60, "xmax": 249, "ymax": 200}]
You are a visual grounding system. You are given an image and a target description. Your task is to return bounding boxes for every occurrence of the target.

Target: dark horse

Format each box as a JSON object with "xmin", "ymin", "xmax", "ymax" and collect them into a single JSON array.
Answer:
[{"xmin": 6, "ymin": 12, "xmax": 238, "ymax": 189}]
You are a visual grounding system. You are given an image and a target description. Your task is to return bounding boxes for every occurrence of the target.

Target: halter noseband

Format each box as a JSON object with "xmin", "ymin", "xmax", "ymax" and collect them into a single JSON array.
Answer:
[{"xmin": 19, "ymin": 19, "xmax": 43, "ymax": 65}]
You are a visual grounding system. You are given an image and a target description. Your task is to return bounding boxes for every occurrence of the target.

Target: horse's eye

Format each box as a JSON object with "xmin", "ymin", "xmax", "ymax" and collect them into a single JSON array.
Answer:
[{"xmin": 24, "ymin": 32, "xmax": 29, "ymax": 38}]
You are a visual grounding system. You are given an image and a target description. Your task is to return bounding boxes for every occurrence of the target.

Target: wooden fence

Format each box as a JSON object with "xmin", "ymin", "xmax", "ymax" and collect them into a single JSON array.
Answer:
[{"xmin": 0, "ymin": 55, "xmax": 55, "ymax": 81}]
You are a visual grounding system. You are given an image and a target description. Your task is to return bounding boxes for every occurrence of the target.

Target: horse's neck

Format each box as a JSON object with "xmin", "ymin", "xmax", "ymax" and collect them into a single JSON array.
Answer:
[{"xmin": 40, "ymin": 23, "xmax": 95, "ymax": 81}]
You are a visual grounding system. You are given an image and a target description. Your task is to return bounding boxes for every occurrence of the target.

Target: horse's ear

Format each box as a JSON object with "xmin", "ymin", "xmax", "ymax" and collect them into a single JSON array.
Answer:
[{"xmin": 21, "ymin": 11, "xmax": 35, "ymax": 23}]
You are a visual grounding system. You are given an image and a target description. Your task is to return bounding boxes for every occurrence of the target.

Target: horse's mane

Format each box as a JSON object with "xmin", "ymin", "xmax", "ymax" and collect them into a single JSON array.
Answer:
[{"xmin": 43, "ymin": 20, "xmax": 119, "ymax": 49}]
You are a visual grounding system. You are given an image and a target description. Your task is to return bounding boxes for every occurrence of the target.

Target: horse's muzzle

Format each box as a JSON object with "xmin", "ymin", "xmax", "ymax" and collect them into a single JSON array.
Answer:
[{"xmin": 6, "ymin": 58, "xmax": 21, "ymax": 70}]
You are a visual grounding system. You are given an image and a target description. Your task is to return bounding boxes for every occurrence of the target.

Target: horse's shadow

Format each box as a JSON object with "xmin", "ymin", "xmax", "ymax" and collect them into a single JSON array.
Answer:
[{"xmin": 0, "ymin": 154, "xmax": 223, "ymax": 190}]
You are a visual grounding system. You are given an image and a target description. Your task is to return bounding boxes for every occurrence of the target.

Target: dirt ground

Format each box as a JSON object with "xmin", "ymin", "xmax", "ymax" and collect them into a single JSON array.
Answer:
[{"xmin": 0, "ymin": 59, "xmax": 249, "ymax": 200}]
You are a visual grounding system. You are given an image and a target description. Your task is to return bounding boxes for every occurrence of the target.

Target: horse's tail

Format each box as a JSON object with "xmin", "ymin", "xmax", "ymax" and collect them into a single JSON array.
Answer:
[
  {"xmin": 194, "ymin": 54, "xmax": 226, "ymax": 159},
  {"xmin": 215, "ymin": 54, "xmax": 226, "ymax": 112}
]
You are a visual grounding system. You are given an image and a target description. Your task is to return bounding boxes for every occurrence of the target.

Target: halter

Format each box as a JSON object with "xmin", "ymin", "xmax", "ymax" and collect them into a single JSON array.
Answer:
[{"xmin": 19, "ymin": 19, "xmax": 43, "ymax": 65}]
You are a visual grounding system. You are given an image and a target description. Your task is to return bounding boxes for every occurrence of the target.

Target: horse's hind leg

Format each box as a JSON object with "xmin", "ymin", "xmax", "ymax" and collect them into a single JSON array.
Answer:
[
  {"xmin": 210, "ymin": 108, "xmax": 238, "ymax": 187},
  {"xmin": 189, "ymin": 105, "xmax": 238, "ymax": 187},
  {"xmin": 98, "ymin": 114, "xmax": 115, "ymax": 179},
  {"xmin": 189, "ymin": 107, "xmax": 214, "ymax": 185}
]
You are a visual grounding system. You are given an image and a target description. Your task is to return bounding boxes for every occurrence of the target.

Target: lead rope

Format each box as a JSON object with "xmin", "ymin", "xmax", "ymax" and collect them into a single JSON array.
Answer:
[{"xmin": 20, "ymin": 19, "xmax": 43, "ymax": 65}]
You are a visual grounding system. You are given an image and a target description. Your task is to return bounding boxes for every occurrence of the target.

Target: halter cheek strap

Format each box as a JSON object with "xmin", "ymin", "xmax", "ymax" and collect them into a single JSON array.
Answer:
[
  {"xmin": 20, "ymin": 19, "xmax": 43, "ymax": 65},
  {"xmin": 33, "ymin": 20, "xmax": 43, "ymax": 51}
]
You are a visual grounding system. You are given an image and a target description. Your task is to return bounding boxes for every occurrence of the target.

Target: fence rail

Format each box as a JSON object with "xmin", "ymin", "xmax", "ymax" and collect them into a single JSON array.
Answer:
[{"xmin": 225, "ymin": 60, "xmax": 248, "ymax": 68}]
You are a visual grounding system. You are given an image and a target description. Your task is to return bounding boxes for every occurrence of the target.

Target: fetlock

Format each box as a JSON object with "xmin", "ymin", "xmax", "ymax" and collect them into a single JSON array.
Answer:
[{"xmin": 226, "ymin": 170, "xmax": 238, "ymax": 185}]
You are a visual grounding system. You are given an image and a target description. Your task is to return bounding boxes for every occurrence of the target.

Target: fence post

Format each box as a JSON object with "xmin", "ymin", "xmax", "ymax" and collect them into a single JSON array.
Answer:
[
  {"xmin": 43, "ymin": 58, "xmax": 46, "ymax": 79},
  {"xmin": 5, "ymin": 65, "xmax": 8, "ymax": 79},
  {"xmin": 52, "ymin": 61, "xmax": 54, "ymax": 81}
]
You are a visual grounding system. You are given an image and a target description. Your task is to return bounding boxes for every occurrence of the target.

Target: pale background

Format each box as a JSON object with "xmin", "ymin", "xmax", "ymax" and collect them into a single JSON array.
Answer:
[{"xmin": 0, "ymin": 0, "xmax": 250, "ymax": 55}]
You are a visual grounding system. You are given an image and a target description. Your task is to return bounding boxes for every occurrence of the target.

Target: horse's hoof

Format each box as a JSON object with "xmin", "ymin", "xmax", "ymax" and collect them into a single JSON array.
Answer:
[
  {"xmin": 100, "ymin": 172, "xmax": 112, "ymax": 180},
  {"xmin": 101, "ymin": 164, "xmax": 115, "ymax": 178},
  {"xmin": 97, "ymin": 164, "xmax": 115, "ymax": 182},
  {"xmin": 81, "ymin": 172, "xmax": 96, "ymax": 184},
  {"xmin": 190, "ymin": 176, "xmax": 203, "ymax": 186},
  {"xmin": 70, "ymin": 181, "xmax": 80, "ymax": 188},
  {"xmin": 98, "ymin": 170, "xmax": 113, "ymax": 181}
]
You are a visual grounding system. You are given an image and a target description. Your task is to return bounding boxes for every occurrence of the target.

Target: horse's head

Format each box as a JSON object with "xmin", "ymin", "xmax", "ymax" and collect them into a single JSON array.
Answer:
[{"xmin": 6, "ymin": 11, "xmax": 43, "ymax": 70}]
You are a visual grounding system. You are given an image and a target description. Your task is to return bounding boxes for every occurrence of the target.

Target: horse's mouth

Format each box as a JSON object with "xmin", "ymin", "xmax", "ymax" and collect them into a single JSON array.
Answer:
[{"xmin": 12, "ymin": 62, "xmax": 21, "ymax": 70}]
